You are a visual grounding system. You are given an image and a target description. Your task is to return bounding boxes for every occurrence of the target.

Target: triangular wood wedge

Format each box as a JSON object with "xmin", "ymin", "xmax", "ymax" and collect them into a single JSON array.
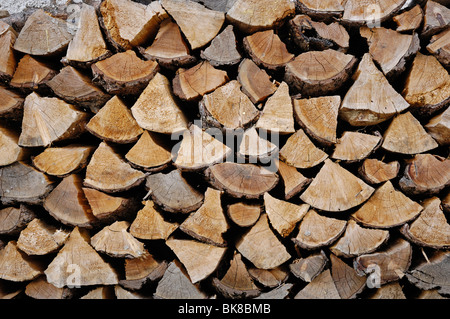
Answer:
[
  {"xmin": 341, "ymin": 0, "xmax": 406, "ymax": 26},
  {"xmin": 238, "ymin": 127, "xmax": 278, "ymax": 161},
  {"xmin": 212, "ymin": 252, "xmax": 260, "ymax": 298},
  {"xmin": 401, "ymin": 197, "xmax": 450, "ymax": 249},
  {"xmin": 63, "ymin": 4, "xmax": 111, "ymax": 67},
  {"xmin": 300, "ymin": 159, "xmax": 374, "ymax": 212},
  {"xmin": 86, "ymin": 96, "xmax": 143, "ymax": 144},
  {"xmin": 17, "ymin": 219, "xmax": 69, "ymax": 256},
  {"xmin": 427, "ymin": 29, "xmax": 450, "ymax": 68},
  {"xmin": 422, "ymin": 0, "xmax": 450, "ymax": 38},
  {"xmin": 200, "ymin": 25, "xmax": 242, "ymax": 66},
  {"xmin": 264, "ymin": 192, "xmax": 309, "ymax": 238},
  {"xmin": 294, "ymin": 269, "xmax": 340, "ymax": 299},
  {"xmin": 399, "ymin": 154, "xmax": 450, "ymax": 195},
  {"xmin": 9, "ymin": 55, "xmax": 56, "ymax": 91},
  {"xmin": 0, "ymin": 22, "xmax": 16, "ymax": 82},
  {"xmin": 381, "ymin": 112, "xmax": 438, "ymax": 154},
  {"xmin": 91, "ymin": 221, "xmax": 145, "ymax": 258},
  {"xmin": 145, "ymin": 169, "xmax": 204, "ymax": 213},
  {"xmin": 359, "ymin": 159, "xmax": 400, "ymax": 185},
  {"xmin": 160, "ymin": 0, "xmax": 225, "ymax": 50},
  {"xmin": 293, "ymin": 209, "xmax": 347, "ymax": 250},
  {"xmin": 174, "ymin": 124, "xmax": 231, "ymax": 171},
  {"xmin": 255, "ymin": 82, "xmax": 295, "ymax": 134},
  {"xmin": 289, "ymin": 250, "xmax": 328, "ymax": 282},
  {"xmin": 0, "ymin": 205, "xmax": 35, "ymax": 236},
  {"xmin": 402, "ymin": 53, "xmax": 450, "ymax": 116},
  {"xmin": 99, "ymin": 0, "xmax": 162, "ymax": 50},
  {"xmin": 0, "ymin": 241, "xmax": 45, "ymax": 282},
  {"xmin": 393, "ymin": 4, "xmax": 423, "ymax": 32},
  {"xmin": 18, "ymin": 92, "xmax": 89, "ymax": 148},
  {"xmin": 44, "ymin": 174, "xmax": 96, "ymax": 228},
  {"xmin": 276, "ymin": 160, "xmax": 311, "ymax": 200},
  {"xmin": 279, "ymin": 129, "xmax": 328, "ymax": 169},
  {"xmin": 236, "ymin": 214, "xmax": 291, "ymax": 269},
  {"xmin": 173, "ymin": 61, "xmax": 228, "ymax": 101},
  {"xmin": 340, "ymin": 53, "xmax": 410, "ymax": 126},
  {"xmin": 0, "ymin": 86, "xmax": 24, "ymax": 121},
  {"xmin": 13, "ymin": 9, "xmax": 73, "ymax": 56},
  {"xmin": 32, "ymin": 145, "xmax": 94, "ymax": 177},
  {"xmin": 330, "ymin": 254, "xmax": 366, "ymax": 299},
  {"xmin": 425, "ymin": 106, "xmax": 450, "ymax": 145},
  {"xmin": 45, "ymin": 227, "xmax": 119, "ymax": 288},
  {"xmin": 130, "ymin": 200, "xmax": 178, "ymax": 240},
  {"xmin": 243, "ymin": 30, "xmax": 294, "ymax": 71},
  {"xmin": 331, "ymin": 131, "xmax": 382, "ymax": 162},
  {"xmin": 84, "ymin": 142, "xmax": 146, "ymax": 193},
  {"xmin": 293, "ymin": 95, "xmax": 340, "ymax": 146},
  {"xmin": 125, "ymin": 131, "xmax": 172, "ymax": 172},
  {"xmin": 369, "ymin": 282, "xmax": 406, "ymax": 299},
  {"xmin": 166, "ymin": 238, "xmax": 227, "ymax": 283},
  {"xmin": 352, "ymin": 180, "xmax": 423, "ymax": 228},
  {"xmin": 248, "ymin": 266, "xmax": 289, "ymax": 288},
  {"xmin": 131, "ymin": 72, "xmax": 188, "ymax": 134},
  {"xmin": 226, "ymin": 0, "xmax": 296, "ymax": 33},
  {"xmin": 180, "ymin": 188, "xmax": 229, "ymax": 247},
  {"xmin": 330, "ymin": 219, "xmax": 389, "ymax": 258},
  {"xmin": 285, "ymin": 49, "xmax": 357, "ymax": 96},
  {"xmin": 199, "ymin": 80, "xmax": 259, "ymax": 131},
  {"xmin": 25, "ymin": 276, "xmax": 73, "ymax": 300},
  {"xmin": 91, "ymin": 50, "xmax": 159, "ymax": 96},
  {"xmin": 0, "ymin": 126, "xmax": 28, "ymax": 166},
  {"xmin": 205, "ymin": 163, "xmax": 279, "ymax": 199}
]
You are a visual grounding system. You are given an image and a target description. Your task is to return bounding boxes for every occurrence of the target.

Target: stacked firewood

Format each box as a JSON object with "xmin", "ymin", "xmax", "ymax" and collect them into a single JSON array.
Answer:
[{"xmin": 0, "ymin": 0, "xmax": 449, "ymax": 299}]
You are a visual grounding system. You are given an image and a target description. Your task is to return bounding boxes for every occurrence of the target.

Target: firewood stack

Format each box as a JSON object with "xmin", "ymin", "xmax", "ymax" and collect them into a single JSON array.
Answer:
[{"xmin": 0, "ymin": 0, "xmax": 449, "ymax": 300}]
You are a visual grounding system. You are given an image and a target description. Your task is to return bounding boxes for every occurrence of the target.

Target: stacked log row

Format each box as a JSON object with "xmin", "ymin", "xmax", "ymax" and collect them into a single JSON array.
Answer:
[{"xmin": 0, "ymin": 0, "xmax": 449, "ymax": 300}]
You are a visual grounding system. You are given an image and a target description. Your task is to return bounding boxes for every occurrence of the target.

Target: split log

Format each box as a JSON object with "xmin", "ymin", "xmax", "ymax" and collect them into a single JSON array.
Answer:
[
  {"xmin": 0, "ymin": 86, "xmax": 24, "ymax": 121},
  {"xmin": 212, "ymin": 252, "xmax": 260, "ymax": 299},
  {"xmin": 17, "ymin": 219, "xmax": 69, "ymax": 255},
  {"xmin": 238, "ymin": 127, "xmax": 278, "ymax": 162},
  {"xmin": 354, "ymin": 238, "xmax": 412, "ymax": 285},
  {"xmin": 255, "ymin": 283, "xmax": 293, "ymax": 299},
  {"xmin": 44, "ymin": 174, "xmax": 96, "ymax": 228},
  {"xmin": 180, "ymin": 188, "xmax": 229, "ymax": 247},
  {"xmin": 295, "ymin": 0, "xmax": 345, "ymax": 20},
  {"xmin": 402, "ymin": 53, "xmax": 450, "ymax": 116},
  {"xmin": 91, "ymin": 221, "xmax": 145, "ymax": 258},
  {"xmin": 32, "ymin": 145, "xmax": 94, "ymax": 177},
  {"xmin": 341, "ymin": 0, "xmax": 407, "ymax": 26},
  {"xmin": 330, "ymin": 219, "xmax": 389, "ymax": 258},
  {"xmin": 351, "ymin": 181, "xmax": 423, "ymax": 229},
  {"xmin": 401, "ymin": 197, "xmax": 450, "ymax": 249},
  {"xmin": 264, "ymin": 192, "xmax": 309, "ymax": 238},
  {"xmin": 276, "ymin": 160, "xmax": 311, "ymax": 200},
  {"xmin": 140, "ymin": 19, "xmax": 196, "ymax": 69},
  {"xmin": 172, "ymin": 61, "xmax": 229, "ymax": 102},
  {"xmin": 427, "ymin": 29, "xmax": 450, "ymax": 68},
  {"xmin": 131, "ymin": 72, "xmax": 188, "ymax": 135},
  {"xmin": 369, "ymin": 282, "xmax": 406, "ymax": 299},
  {"xmin": 9, "ymin": 55, "xmax": 56, "ymax": 91},
  {"xmin": 0, "ymin": 126, "xmax": 29, "ymax": 166},
  {"xmin": 84, "ymin": 142, "xmax": 146, "ymax": 193},
  {"xmin": 145, "ymin": 169, "xmax": 204, "ymax": 213},
  {"xmin": 399, "ymin": 154, "xmax": 450, "ymax": 195},
  {"xmin": 243, "ymin": 30, "xmax": 294, "ymax": 71},
  {"xmin": 99, "ymin": 0, "xmax": 162, "ymax": 50},
  {"xmin": 13, "ymin": 9, "xmax": 73, "ymax": 56},
  {"xmin": 226, "ymin": 0, "xmax": 296, "ymax": 33},
  {"xmin": 165, "ymin": 238, "xmax": 227, "ymax": 283},
  {"xmin": 381, "ymin": 111, "xmax": 439, "ymax": 154},
  {"xmin": 236, "ymin": 214, "xmax": 291, "ymax": 269},
  {"xmin": 421, "ymin": 0, "xmax": 450, "ymax": 38},
  {"xmin": 63, "ymin": 4, "xmax": 111, "ymax": 68},
  {"xmin": 300, "ymin": 159, "xmax": 375, "ymax": 212},
  {"xmin": 227, "ymin": 202, "xmax": 261, "ymax": 228},
  {"xmin": 340, "ymin": 53, "xmax": 410, "ymax": 126},
  {"xmin": 292, "ymin": 209, "xmax": 347, "ymax": 250},
  {"xmin": 91, "ymin": 50, "xmax": 159, "ymax": 96},
  {"xmin": 199, "ymin": 80, "xmax": 259, "ymax": 131},
  {"xmin": 86, "ymin": 95, "xmax": 143, "ymax": 144},
  {"xmin": 284, "ymin": 49, "xmax": 357, "ymax": 96},
  {"xmin": 205, "ymin": 163, "xmax": 279, "ymax": 199},
  {"xmin": 393, "ymin": 4, "xmax": 423, "ymax": 32},
  {"xmin": 125, "ymin": 131, "xmax": 173, "ymax": 172},
  {"xmin": 44, "ymin": 227, "xmax": 119, "ymax": 288},
  {"xmin": 160, "ymin": 0, "xmax": 225, "ymax": 50},
  {"xmin": 360, "ymin": 27, "xmax": 419, "ymax": 78},
  {"xmin": 248, "ymin": 266, "xmax": 288, "ymax": 288},
  {"xmin": 200, "ymin": 25, "xmax": 242, "ymax": 67},
  {"xmin": 0, "ymin": 161, "xmax": 54, "ymax": 205},
  {"xmin": 425, "ymin": 106, "xmax": 450, "ymax": 145},
  {"xmin": 0, "ymin": 23, "xmax": 16, "ymax": 82},
  {"xmin": 279, "ymin": 129, "xmax": 328, "ymax": 169},
  {"xmin": 18, "ymin": 92, "xmax": 89, "ymax": 148},
  {"xmin": 294, "ymin": 269, "xmax": 341, "ymax": 299},
  {"xmin": 0, "ymin": 241, "xmax": 45, "ymax": 282},
  {"xmin": 129, "ymin": 200, "xmax": 178, "ymax": 240},
  {"xmin": 330, "ymin": 254, "xmax": 366, "ymax": 299},
  {"xmin": 237, "ymin": 58, "xmax": 278, "ymax": 105},
  {"xmin": 407, "ymin": 250, "xmax": 450, "ymax": 295},
  {"xmin": 293, "ymin": 95, "xmax": 340, "ymax": 146},
  {"xmin": 47, "ymin": 66, "xmax": 111, "ymax": 113},
  {"xmin": 331, "ymin": 131, "xmax": 382, "ymax": 162},
  {"xmin": 359, "ymin": 159, "xmax": 400, "ymax": 185},
  {"xmin": 289, "ymin": 250, "xmax": 328, "ymax": 282},
  {"xmin": 25, "ymin": 276, "xmax": 73, "ymax": 299},
  {"xmin": 0, "ymin": 205, "xmax": 35, "ymax": 236}
]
